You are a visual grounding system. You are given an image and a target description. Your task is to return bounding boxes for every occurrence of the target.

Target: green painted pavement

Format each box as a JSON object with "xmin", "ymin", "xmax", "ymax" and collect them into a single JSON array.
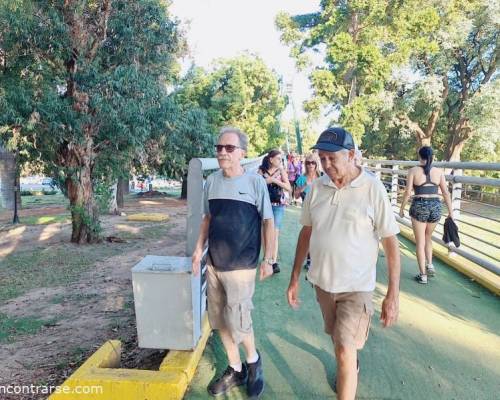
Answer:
[{"xmin": 185, "ymin": 206, "xmax": 500, "ymax": 400}]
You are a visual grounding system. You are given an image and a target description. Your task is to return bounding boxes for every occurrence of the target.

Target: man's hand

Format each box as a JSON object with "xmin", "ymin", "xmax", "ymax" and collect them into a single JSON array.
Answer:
[
  {"xmin": 380, "ymin": 294, "xmax": 399, "ymax": 327},
  {"xmin": 287, "ymin": 278, "xmax": 300, "ymax": 309},
  {"xmin": 191, "ymin": 249, "xmax": 202, "ymax": 276},
  {"xmin": 259, "ymin": 261, "xmax": 273, "ymax": 281}
]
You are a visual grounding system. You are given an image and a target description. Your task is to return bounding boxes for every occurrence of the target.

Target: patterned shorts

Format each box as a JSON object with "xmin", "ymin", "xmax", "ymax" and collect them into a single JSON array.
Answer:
[{"xmin": 409, "ymin": 197, "xmax": 442, "ymax": 223}]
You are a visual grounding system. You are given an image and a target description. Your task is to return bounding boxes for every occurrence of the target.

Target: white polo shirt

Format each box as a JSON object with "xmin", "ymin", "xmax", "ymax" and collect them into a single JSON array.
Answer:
[{"xmin": 301, "ymin": 168, "xmax": 400, "ymax": 293}]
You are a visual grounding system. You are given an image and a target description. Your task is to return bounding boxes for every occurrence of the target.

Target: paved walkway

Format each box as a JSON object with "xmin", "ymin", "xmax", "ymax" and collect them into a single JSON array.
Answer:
[{"xmin": 185, "ymin": 207, "xmax": 500, "ymax": 399}]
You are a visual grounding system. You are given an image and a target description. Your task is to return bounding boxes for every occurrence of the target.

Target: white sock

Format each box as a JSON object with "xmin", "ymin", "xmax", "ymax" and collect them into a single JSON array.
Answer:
[
  {"xmin": 230, "ymin": 362, "xmax": 242, "ymax": 372},
  {"xmin": 246, "ymin": 352, "xmax": 259, "ymax": 364}
]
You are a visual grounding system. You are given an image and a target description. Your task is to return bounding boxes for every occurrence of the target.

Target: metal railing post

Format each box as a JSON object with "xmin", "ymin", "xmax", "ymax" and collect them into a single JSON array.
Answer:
[
  {"xmin": 375, "ymin": 163, "xmax": 382, "ymax": 180},
  {"xmin": 452, "ymin": 169, "xmax": 463, "ymax": 220},
  {"xmin": 391, "ymin": 165, "xmax": 399, "ymax": 207}
]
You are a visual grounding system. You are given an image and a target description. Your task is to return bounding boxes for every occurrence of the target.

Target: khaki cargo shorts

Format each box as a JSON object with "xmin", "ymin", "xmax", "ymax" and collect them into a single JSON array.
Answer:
[
  {"xmin": 206, "ymin": 263, "xmax": 256, "ymax": 344},
  {"xmin": 315, "ymin": 286, "xmax": 374, "ymax": 350}
]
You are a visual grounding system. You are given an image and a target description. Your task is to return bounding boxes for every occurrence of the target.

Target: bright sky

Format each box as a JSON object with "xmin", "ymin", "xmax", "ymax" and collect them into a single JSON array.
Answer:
[{"xmin": 169, "ymin": 0, "xmax": 321, "ymax": 121}]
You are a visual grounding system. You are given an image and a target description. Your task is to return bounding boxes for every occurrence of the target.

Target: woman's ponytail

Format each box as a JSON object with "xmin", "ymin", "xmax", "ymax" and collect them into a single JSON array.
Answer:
[{"xmin": 418, "ymin": 146, "xmax": 433, "ymax": 176}]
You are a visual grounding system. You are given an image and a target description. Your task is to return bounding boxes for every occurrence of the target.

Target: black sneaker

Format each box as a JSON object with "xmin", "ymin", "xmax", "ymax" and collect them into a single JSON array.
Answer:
[
  {"xmin": 272, "ymin": 263, "xmax": 280, "ymax": 274},
  {"xmin": 207, "ymin": 364, "xmax": 248, "ymax": 397},
  {"xmin": 246, "ymin": 351, "xmax": 264, "ymax": 398}
]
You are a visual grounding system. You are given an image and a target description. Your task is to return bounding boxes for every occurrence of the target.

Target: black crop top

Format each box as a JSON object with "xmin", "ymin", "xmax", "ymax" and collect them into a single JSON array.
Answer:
[{"xmin": 413, "ymin": 166, "xmax": 439, "ymax": 195}]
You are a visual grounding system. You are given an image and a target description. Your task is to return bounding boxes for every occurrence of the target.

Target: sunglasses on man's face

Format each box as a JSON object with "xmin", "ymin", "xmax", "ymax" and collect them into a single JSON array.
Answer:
[
  {"xmin": 305, "ymin": 161, "xmax": 316, "ymax": 165},
  {"xmin": 215, "ymin": 144, "xmax": 240, "ymax": 153}
]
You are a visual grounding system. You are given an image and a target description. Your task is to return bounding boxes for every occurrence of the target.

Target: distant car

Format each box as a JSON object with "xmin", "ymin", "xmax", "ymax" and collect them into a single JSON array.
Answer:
[{"xmin": 41, "ymin": 178, "xmax": 56, "ymax": 188}]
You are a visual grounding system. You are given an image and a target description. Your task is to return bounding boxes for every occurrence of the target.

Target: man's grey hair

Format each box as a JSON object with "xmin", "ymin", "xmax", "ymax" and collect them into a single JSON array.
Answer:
[{"xmin": 218, "ymin": 126, "xmax": 248, "ymax": 151}]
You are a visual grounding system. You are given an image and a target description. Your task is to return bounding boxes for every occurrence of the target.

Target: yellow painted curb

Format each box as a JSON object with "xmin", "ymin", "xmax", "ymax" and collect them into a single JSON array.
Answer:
[
  {"xmin": 398, "ymin": 224, "xmax": 500, "ymax": 296},
  {"xmin": 49, "ymin": 315, "xmax": 211, "ymax": 400},
  {"xmin": 160, "ymin": 315, "xmax": 212, "ymax": 382},
  {"xmin": 126, "ymin": 213, "xmax": 169, "ymax": 222}
]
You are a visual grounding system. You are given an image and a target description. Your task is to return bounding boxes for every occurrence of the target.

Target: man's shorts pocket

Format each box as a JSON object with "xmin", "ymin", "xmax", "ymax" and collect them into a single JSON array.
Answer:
[{"xmin": 239, "ymin": 300, "xmax": 254, "ymax": 332}]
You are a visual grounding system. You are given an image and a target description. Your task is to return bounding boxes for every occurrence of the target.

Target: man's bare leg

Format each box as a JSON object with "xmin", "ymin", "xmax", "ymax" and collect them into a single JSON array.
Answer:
[
  {"xmin": 241, "ymin": 329, "xmax": 258, "ymax": 362},
  {"xmin": 218, "ymin": 328, "xmax": 241, "ymax": 366},
  {"xmin": 335, "ymin": 342, "xmax": 358, "ymax": 400}
]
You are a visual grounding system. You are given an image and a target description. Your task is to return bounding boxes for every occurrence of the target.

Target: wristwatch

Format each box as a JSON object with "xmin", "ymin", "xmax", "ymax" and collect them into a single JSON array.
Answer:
[{"xmin": 263, "ymin": 258, "xmax": 274, "ymax": 265}]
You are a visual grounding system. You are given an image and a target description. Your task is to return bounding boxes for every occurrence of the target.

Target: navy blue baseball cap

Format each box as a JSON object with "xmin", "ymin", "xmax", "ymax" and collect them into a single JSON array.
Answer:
[{"xmin": 311, "ymin": 127, "xmax": 355, "ymax": 152}]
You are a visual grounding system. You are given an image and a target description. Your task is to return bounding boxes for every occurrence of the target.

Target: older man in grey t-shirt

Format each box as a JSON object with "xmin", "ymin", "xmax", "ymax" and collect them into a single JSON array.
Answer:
[{"xmin": 192, "ymin": 127, "xmax": 274, "ymax": 398}]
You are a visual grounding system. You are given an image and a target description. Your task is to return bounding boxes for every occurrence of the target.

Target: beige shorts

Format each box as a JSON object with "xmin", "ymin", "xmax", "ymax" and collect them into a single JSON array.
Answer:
[
  {"xmin": 315, "ymin": 286, "xmax": 374, "ymax": 350},
  {"xmin": 206, "ymin": 263, "xmax": 256, "ymax": 344}
]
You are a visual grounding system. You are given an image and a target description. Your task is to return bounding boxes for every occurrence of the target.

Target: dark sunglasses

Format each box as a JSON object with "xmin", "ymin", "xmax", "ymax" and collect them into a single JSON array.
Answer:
[
  {"xmin": 305, "ymin": 161, "xmax": 317, "ymax": 165},
  {"xmin": 215, "ymin": 144, "xmax": 240, "ymax": 153}
]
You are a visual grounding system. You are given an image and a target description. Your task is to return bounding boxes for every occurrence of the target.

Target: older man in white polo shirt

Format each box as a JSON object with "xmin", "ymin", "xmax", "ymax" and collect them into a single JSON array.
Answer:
[{"xmin": 287, "ymin": 127, "xmax": 401, "ymax": 400}]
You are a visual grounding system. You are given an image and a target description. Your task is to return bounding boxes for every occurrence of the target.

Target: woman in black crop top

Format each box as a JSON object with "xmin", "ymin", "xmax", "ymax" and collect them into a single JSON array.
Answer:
[{"xmin": 399, "ymin": 146, "xmax": 453, "ymax": 284}]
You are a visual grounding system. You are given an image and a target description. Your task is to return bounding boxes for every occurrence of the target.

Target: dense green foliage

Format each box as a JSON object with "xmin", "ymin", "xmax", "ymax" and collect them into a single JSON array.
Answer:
[
  {"xmin": 173, "ymin": 56, "xmax": 287, "ymax": 157},
  {"xmin": 0, "ymin": 0, "xmax": 185, "ymax": 241},
  {"xmin": 277, "ymin": 0, "xmax": 499, "ymax": 161}
]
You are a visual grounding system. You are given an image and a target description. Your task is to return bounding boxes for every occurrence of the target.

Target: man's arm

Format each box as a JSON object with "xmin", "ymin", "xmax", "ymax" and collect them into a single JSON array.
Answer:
[
  {"xmin": 287, "ymin": 226, "xmax": 312, "ymax": 309},
  {"xmin": 259, "ymin": 218, "xmax": 275, "ymax": 280},
  {"xmin": 191, "ymin": 214, "xmax": 211, "ymax": 276},
  {"xmin": 380, "ymin": 235, "xmax": 400, "ymax": 327}
]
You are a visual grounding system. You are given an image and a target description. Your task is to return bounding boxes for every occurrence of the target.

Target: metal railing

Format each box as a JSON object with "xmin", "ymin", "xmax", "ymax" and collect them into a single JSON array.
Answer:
[{"xmin": 362, "ymin": 159, "xmax": 500, "ymax": 275}]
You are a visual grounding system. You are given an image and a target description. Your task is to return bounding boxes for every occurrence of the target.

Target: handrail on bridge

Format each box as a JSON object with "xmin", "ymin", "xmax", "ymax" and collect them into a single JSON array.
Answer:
[
  {"xmin": 362, "ymin": 158, "xmax": 500, "ymax": 276},
  {"xmin": 185, "ymin": 156, "xmax": 499, "ymax": 277}
]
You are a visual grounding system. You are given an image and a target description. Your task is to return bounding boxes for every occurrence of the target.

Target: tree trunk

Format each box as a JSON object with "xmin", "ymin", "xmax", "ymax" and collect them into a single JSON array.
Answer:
[
  {"xmin": 65, "ymin": 150, "xmax": 100, "ymax": 244},
  {"xmin": 117, "ymin": 177, "xmax": 124, "ymax": 208},
  {"xmin": 123, "ymin": 175, "xmax": 130, "ymax": 195},
  {"xmin": 417, "ymin": 136, "xmax": 431, "ymax": 149},
  {"xmin": 181, "ymin": 174, "xmax": 188, "ymax": 199},
  {"xmin": 0, "ymin": 147, "xmax": 20, "ymax": 211},
  {"xmin": 108, "ymin": 182, "xmax": 118, "ymax": 215},
  {"xmin": 445, "ymin": 119, "xmax": 472, "ymax": 161},
  {"xmin": 445, "ymin": 137, "xmax": 466, "ymax": 161}
]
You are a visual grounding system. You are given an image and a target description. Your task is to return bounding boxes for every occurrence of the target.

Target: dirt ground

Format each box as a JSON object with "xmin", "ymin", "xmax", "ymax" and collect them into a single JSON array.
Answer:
[{"xmin": 0, "ymin": 194, "xmax": 187, "ymax": 399}]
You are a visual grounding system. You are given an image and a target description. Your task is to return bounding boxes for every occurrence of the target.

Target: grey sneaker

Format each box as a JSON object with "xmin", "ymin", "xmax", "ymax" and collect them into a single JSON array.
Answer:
[
  {"xmin": 426, "ymin": 264, "xmax": 436, "ymax": 277},
  {"xmin": 415, "ymin": 273, "xmax": 428, "ymax": 284}
]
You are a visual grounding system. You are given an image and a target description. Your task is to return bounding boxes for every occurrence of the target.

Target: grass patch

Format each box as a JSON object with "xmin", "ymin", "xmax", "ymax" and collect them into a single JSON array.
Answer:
[
  {"xmin": 20, "ymin": 190, "xmax": 58, "ymax": 196},
  {"xmin": 21, "ymin": 214, "xmax": 70, "ymax": 225},
  {"xmin": 0, "ymin": 313, "xmax": 56, "ymax": 343},
  {"xmin": 22, "ymin": 193, "xmax": 69, "ymax": 209},
  {"xmin": 111, "ymin": 222, "xmax": 172, "ymax": 241},
  {"xmin": 54, "ymin": 346, "xmax": 90, "ymax": 371},
  {"xmin": 157, "ymin": 186, "xmax": 182, "ymax": 198},
  {"xmin": 0, "ymin": 243, "xmax": 133, "ymax": 303},
  {"xmin": 140, "ymin": 223, "xmax": 172, "ymax": 239}
]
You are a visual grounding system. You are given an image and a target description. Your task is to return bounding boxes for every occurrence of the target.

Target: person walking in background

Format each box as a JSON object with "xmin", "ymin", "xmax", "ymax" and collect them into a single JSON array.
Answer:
[
  {"xmin": 294, "ymin": 152, "xmax": 321, "ymax": 270},
  {"xmin": 287, "ymin": 153, "xmax": 302, "ymax": 204},
  {"xmin": 258, "ymin": 149, "xmax": 291, "ymax": 274},
  {"xmin": 295, "ymin": 153, "xmax": 321, "ymax": 202},
  {"xmin": 192, "ymin": 127, "xmax": 274, "ymax": 398},
  {"xmin": 287, "ymin": 127, "xmax": 401, "ymax": 400},
  {"xmin": 399, "ymin": 146, "xmax": 454, "ymax": 284}
]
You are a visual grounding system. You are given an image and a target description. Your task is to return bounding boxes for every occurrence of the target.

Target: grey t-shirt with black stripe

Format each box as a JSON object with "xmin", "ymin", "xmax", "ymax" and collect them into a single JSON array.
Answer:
[{"xmin": 203, "ymin": 170, "xmax": 273, "ymax": 271}]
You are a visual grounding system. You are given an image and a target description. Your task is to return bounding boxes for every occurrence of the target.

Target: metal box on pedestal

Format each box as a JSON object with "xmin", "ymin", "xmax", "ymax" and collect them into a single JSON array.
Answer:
[{"xmin": 131, "ymin": 255, "xmax": 207, "ymax": 350}]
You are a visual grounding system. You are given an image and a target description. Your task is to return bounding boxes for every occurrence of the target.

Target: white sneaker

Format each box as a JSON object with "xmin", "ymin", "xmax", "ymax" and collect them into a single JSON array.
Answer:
[{"xmin": 426, "ymin": 264, "xmax": 436, "ymax": 277}]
